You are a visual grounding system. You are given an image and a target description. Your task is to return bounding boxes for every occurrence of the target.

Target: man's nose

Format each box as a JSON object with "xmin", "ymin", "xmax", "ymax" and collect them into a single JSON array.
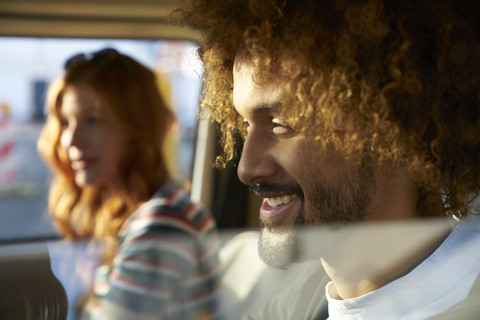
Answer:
[{"xmin": 237, "ymin": 131, "xmax": 278, "ymax": 186}]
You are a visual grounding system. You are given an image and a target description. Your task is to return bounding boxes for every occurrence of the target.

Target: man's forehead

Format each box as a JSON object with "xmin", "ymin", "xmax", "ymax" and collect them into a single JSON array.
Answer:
[
  {"xmin": 232, "ymin": 101, "xmax": 283, "ymax": 117},
  {"xmin": 233, "ymin": 53, "xmax": 285, "ymax": 85},
  {"xmin": 232, "ymin": 62, "xmax": 285, "ymax": 117}
]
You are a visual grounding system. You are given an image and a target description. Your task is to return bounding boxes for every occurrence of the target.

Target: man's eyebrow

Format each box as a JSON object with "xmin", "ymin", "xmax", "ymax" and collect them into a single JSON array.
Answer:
[{"xmin": 232, "ymin": 101, "xmax": 282, "ymax": 115}]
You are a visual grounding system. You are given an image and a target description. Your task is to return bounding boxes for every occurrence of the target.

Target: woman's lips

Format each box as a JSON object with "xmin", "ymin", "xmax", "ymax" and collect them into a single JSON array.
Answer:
[{"xmin": 71, "ymin": 158, "xmax": 97, "ymax": 170}]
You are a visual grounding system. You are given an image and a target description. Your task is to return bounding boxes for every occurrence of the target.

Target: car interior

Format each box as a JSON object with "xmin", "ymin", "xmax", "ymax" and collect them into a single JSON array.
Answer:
[{"xmin": 1, "ymin": 1, "xmax": 479, "ymax": 319}]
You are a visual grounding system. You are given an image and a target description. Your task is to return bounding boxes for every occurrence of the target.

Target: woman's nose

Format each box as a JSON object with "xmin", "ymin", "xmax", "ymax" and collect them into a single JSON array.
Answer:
[{"xmin": 60, "ymin": 124, "xmax": 82, "ymax": 150}]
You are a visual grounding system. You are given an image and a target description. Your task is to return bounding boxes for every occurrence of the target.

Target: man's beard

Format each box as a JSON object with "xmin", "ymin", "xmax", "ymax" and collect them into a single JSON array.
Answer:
[
  {"xmin": 257, "ymin": 208, "xmax": 305, "ymax": 269},
  {"xmin": 256, "ymin": 157, "xmax": 374, "ymax": 269}
]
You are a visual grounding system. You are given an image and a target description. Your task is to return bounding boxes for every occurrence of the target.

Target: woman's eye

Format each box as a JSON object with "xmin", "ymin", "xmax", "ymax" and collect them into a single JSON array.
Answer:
[
  {"xmin": 86, "ymin": 116, "xmax": 100, "ymax": 125},
  {"xmin": 58, "ymin": 118, "xmax": 68, "ymax": 128}
]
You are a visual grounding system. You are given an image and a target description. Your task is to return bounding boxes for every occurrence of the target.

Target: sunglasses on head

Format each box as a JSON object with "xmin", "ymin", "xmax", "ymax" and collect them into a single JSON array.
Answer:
[{"xmin": 64, "ymin": 48, "xmax": 136, "ymax": 74}]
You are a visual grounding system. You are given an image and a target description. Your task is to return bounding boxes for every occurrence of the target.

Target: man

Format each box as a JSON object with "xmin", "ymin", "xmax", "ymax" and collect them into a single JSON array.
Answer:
[{"xmin": 173, "ymin": 0, "xmax": 480, "ymax": 318}]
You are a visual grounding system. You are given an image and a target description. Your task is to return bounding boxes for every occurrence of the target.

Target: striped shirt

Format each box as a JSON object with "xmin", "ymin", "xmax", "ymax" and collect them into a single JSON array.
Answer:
[{"xmin": 88, "ymin": 181, "xmax": 221, "ymax": 319}]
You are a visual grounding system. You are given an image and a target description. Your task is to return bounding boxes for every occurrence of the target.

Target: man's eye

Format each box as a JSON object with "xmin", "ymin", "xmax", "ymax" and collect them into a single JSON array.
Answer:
[{"xmin": 272, "ymin": 120, "xmax": 293, "ymax": 135}]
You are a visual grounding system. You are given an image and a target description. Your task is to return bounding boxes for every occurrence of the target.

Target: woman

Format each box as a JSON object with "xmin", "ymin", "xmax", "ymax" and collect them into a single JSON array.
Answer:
[{"xmin": 38, "ymin": 48, "xmax": 220, "ymax": 319}]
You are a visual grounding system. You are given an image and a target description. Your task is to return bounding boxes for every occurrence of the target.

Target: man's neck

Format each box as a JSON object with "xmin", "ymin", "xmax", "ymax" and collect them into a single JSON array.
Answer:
[
  {"xmin": 321, "ymin": 219, "xmax": 452, "ymax": 299},
  {"xmin": 321, "ymin": 170, "xmax": 451, "ymax": 300}
]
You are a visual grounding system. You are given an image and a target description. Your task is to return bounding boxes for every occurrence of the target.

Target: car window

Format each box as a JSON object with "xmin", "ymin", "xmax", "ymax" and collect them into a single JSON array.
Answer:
[{"xmin": 0, "ymin": 37, "xmax": 202, "ymax": 243}]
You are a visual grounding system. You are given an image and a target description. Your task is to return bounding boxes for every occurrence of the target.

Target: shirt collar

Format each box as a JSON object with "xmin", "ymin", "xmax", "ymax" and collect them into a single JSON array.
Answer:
[{"xmin": 326, "ymin": 216, "xmax": 480, "ymax": 319}]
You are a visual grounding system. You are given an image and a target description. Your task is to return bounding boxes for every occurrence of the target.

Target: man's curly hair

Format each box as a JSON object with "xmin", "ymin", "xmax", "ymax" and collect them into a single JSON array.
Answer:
[{"xmin": 173, "ymin": 0, "xmax": 480, "ymax": 217}]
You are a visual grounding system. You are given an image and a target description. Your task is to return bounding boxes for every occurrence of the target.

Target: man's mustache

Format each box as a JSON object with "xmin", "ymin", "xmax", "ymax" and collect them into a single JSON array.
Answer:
[{"xmin": 250, "ymin": 183, "xmax": 304, "ymax": 199}]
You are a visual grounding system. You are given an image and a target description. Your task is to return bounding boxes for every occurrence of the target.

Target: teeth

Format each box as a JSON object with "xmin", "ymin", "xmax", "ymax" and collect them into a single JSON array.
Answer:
[
  {"xmin": 266, "ymin": 198, "xmax": 275, "ymax": 207},
  {"xmin": 266, "ymin": 194, "xmax": 298, "ymax": 208}
]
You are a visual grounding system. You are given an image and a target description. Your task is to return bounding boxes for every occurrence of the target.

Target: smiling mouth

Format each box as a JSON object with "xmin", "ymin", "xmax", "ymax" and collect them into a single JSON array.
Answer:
[
  {"xmin": 251, "ymin": 183, "xmax": 303, "ymax": 221},
  {"xmin": 260, "ymin": 193, "xmax": 300, "ymax": 221},
  {"xmin": 266, "ymin": 194, "xmax": 298, "ymax": 208},
  {"xmin": 71, "ymin": 158, "xmax": 97, "ymax": 170}
]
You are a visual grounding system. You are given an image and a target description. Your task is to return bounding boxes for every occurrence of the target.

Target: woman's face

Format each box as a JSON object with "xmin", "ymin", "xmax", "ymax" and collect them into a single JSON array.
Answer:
[{"xmin": 59, "ymin": 84, "xmax": 129, "ymax": 189}]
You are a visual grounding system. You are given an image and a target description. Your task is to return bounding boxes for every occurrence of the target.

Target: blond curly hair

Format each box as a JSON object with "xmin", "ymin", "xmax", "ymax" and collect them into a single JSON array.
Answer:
[{"xmin": 173, "ymin": 0, "xmax": 480, "ymax": 217}]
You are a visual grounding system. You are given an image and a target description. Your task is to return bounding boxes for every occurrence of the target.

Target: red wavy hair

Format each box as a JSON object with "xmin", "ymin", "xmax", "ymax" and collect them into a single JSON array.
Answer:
[{"xmin": 38, "ymin": 49, "xmax": 174, "ymax": 257}]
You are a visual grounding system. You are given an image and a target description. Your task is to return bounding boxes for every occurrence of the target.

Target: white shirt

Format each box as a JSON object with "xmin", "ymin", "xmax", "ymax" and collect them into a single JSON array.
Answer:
[{"xmin": 326, "ymin": 216, "xmax": 480, "ymax": 319}]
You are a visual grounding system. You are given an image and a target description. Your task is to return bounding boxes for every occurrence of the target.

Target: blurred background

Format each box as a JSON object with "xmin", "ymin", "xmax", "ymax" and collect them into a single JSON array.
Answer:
[{"xmin": 0, "ymin": 37, "xmax": 203, "ymax": 243}]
